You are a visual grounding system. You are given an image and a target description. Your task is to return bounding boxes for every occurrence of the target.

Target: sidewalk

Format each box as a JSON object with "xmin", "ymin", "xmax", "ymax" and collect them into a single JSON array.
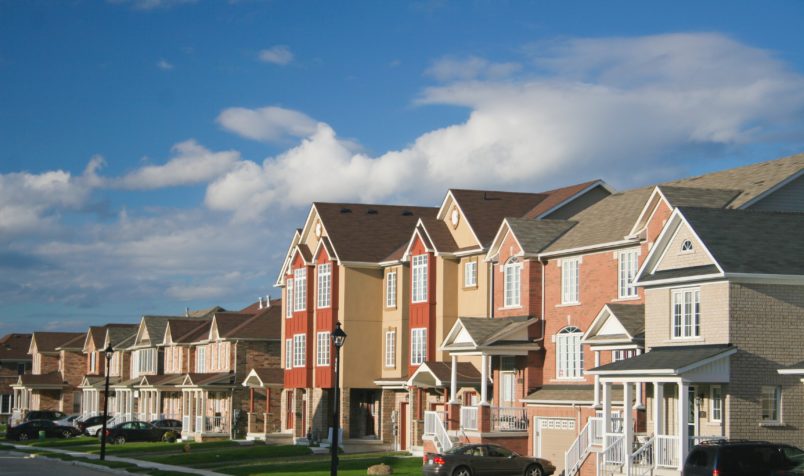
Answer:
[{"xmin": 9, "ymin": 443, "xmax": 229, "ymax": 476}]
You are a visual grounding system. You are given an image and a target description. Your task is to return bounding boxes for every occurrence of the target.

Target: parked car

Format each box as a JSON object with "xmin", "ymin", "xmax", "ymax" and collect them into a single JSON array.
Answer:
[
  {"xmin": 150, "ymin": 419, "xmax": 182, "ymax": 431},
  {"xmin": 422, "ymin": 443, "xmax": 556, "ymax": 476},
  {"xmin": 102, "ymin": 421, "xmax": 178, "ymax": 444},
  {"xmin": 54, "ymin": 414, "xmax": 80, "ymax": 427},
  {"xmin": 76, "ymin": 414, "xmax": 113, "ymax": 434},
  {"xmin": 684, "ymin": 440, "xmax": 804, "ymax": 476},
  {"xmin": 23, "ymin": 410, "xmax": 67, "ymax": 422},
  {"xmin": 6, "ymin": 419, "xmax": 82, "ymax": 441}
]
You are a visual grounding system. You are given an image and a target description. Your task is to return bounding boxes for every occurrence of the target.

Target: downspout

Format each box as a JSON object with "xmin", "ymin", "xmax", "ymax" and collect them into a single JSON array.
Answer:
[
  {"xmin": 535, "ymin": 259, "xmax": 547, "ymax": 342},
  {"xmin": 488, "ymin": 261, "xmax": 494, "ymax": 319}
]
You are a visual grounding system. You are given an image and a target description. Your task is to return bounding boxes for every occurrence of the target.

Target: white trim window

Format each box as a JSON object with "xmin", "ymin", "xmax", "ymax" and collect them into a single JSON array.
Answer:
[
  {"xmin": 464, "ymin": 261, "xmax": 478, "ymax": 288},
  {"xmin": 317, "ymin": 264, "xmax": 331, "ymax": 309},
  {"xmin": 761, "ymin": 386, "xmax": 781, "ymax": 423},
  {"xmin": 195, "ymin": 346, "xmax": 206, "ymax": 373},
  {"xmin": 385, "ymin": 330, "xmax": 396, "ymax": 368},
  {"xmin": 611, "ymin": 349, "xmax": 636, "ymax": 362},
  {"xmin": 503, "ymin": 258, "xmax": 521, "ymax": 307},
  {"xmin": 561, "ymin": 258, "xmax": 580, "ymax": 304},
  {"xmin": 285, "ymin": 279, "xmax": 293, "ymax": 318},
  {"xmin": 285, "ymin": 339, "xmax": 292, "ymax": 369},
  {"xmin": 386, "ymin": 271, "xmax": 397, "ymax": 308},
  {"xmin": 412, "ymin": 255, "xmax": 428, "ymax": 303},
  {"xmin": 710, "ymin": 385, "xmax": 722, "ymax": 422},
  {"xmin": 0, "ymin": 394, "xmax": 12, "ymax": 414},
  {"xmin": 293, "ymin": 334, "xmax": 306, "ymax": 368},
  {"xmin": 672, "ymin": 288, "xmax": 700, "ymax": 338},
  {"xmin": 500, "ymin": 372, "xmax": 516, "ymax": 404},
  {"xmin": 556, "ymin": 326, "xmax": 584, "ymax": 379},
  {"xmin": 618, "ymin": 249, "xmax": 639, "ymax": 298},
  {"xmin": 90, "ymin": 352, "xmax": 97, "ymax": 374},
  {"xmin": 316, "ymin": 332, "xmax": 330, "ymax": 366},
  {"xmin": 294, "ymin": 268, "xmax": 307, "ymax": 311},
  {"xmin": 411, "ymin": 328, "xmax": 427, "ymax": 365}
]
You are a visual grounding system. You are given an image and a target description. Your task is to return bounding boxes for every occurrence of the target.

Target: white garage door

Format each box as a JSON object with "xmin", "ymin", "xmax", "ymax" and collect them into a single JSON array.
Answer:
[{"xmin": 534, "ymin": 418, "xmax": 576, "ymax": 476}]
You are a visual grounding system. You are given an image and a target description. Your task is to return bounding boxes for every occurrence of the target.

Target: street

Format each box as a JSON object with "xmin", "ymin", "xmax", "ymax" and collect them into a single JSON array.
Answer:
[{"xmin": 0, "ymin": 450, "xmax": 113, "ymax": 476}]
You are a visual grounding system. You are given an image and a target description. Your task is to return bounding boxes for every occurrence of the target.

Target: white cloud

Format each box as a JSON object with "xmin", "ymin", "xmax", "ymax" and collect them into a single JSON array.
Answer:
[
  {"xmin": 114, "ymin": 140, "xmax": 240, "ymax": 189},
  {"xmin": 216, "ymin": 106, "xmax": 319, "ymax": 143},
  {"xmin": 157, "ymin": 59, "xmax": 174, "ymax": 70},
  {"xmin": 426, "ymin": 55, "xmax": 522, "ymax": 82},
  {"xmin": 258, "ymin": 45, "xmax": 294, "ymax": 65}
]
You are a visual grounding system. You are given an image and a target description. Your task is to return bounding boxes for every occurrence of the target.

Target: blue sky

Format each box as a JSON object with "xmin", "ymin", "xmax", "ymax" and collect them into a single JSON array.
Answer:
[{"xmin": 2, "ymin": 0, "xmax": 804, "ymax": 332}]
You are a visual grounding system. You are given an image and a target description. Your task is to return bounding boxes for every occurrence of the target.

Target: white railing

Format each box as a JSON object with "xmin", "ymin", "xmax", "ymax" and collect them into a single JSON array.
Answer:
[
  {"xmin": 565, "ymin": 418, "xmax": 595, "ymax": 476},
  {"xmin": 424, "ymin": 411, "xmax": 437, "ymax": 435},
  {"xmin": 655, "ymin": 434, "xmax": 679, "ymax": 468},
  {"xmin": 589, "ymin": 417, "xmax": 603, "ymax": 445},
  {"xmin": 629, "ymin": 436, "xmax": 654, "ymax": 476},
  {"xmin": 204, "ymin": 415, "xmax": 228, "ymax": 434},
  {"xmin": 423, "ymin": 410, "xmax": 453, "ymax": 452},
  {"xmin": 491, "ymin": 406, "xmax": 528, "ymax": 432},
  {"xmin": 603, "ymin": 434, "xmax": 626, "ymax": 465},
  {"xmin": 460, "ymin": 406, "xmax": 478, "ymax": 430}
]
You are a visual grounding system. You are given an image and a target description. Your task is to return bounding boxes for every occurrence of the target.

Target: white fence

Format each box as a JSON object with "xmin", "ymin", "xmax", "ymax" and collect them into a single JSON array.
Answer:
[
  {"xmin": 490, "ymin": 406, "xmax": 528, "ymax": 432},
  {"xmin": 565, "ymin": 417, "xmax": 603, "ymax": 476},
  {"xmin": 423, "ymin": 410, "xmax": 453, "ymax": 452},
  {"xmin": 460, "ymin": 406, "xmax": 478, "ymax": 430},
  {"xmin": 655, "ymin": 434, "xmax": 679, "ymax": 468}
]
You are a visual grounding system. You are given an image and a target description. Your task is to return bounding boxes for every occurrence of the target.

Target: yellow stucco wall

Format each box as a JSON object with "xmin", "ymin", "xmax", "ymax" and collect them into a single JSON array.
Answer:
[
  {"xmin": 339, "ymin": 266, "xmax": 384, "ymax": 389},
  {"xmin": 380, "ymin": 265, "xmax": 410, "ymax": 380}
]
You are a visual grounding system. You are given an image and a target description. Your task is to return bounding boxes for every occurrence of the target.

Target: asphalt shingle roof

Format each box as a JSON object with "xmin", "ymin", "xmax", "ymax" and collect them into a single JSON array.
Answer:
[
  {"xmin": 591, "ymin": 344, "xmax": 733, "ymax": 373},
  {"xmin": 33, "ymin": 332, "xmax": 85, "ymax": 353},
  {"xmin": 505, "ymin": 218, "xmax": 577, "ymax": 254},
  {"xmin": 605, "ymin": 304, "xmax": 645, "ymax": 337},
  {"xmin": 524, "ymin": 384, "xmax": 624, "ymax": 403},
  {"xmin": 452, "ymin": 316, "xmax": 530, "ymax": 346},
  {"xmin": 0, "ymin": 334, "xmax": 32, "ymax": 361}
]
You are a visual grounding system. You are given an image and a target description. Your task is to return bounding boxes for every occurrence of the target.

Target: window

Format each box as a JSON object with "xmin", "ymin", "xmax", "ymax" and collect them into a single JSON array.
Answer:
[
  {"xmin": 681, "ymin": 239, "xmax": 694, "ymax": 252},
  {"xmin": 411, "ymin": 328, "xmax": 427, "ymax": 365},
  {"xmin": 196, "ymin": 346, "xmax": 206, "ymax": 373},
  {"xmin": 317, "ymin": 264, "xmax": 331, "ymax": 308},
  {"xmin": 0, "ymin": 394, "xmax": 12, "ymax": 414},
  {"xmin": 385, "ymin": 330, "xmax": 396, "ymax": 368},
  {"xmin": 562, "ymin": 258, "xmax": 580, "ymax": 304},
  {"xmin": 412, "ymin": 255, "xmax": 428, "ymax": 303},
  {"xmin": 500, "ymin": 372, "xmax": 516, "ymax": 404},
  {"xmin": 293, "ymin": 334, "xmax": 306, "ymax": 368},
  {"xmin": 386, "ymin": 272, "xmax": 397, "ymax": 308},
  {"xmin": 90, "ymin": 352, "xmax": 97, "ymax": 374},
  {"xmin": 133, "ymin": 348, "xmax": 157, "ymax": 376},
  {"xmin": 761, "ymin": 386, "xmax": 781, "ymax": 423},
  {"xmin": 286, "ymin": 279, "xmax": 293, "ymax": 318},
  {"xmin": 672, "ymin": 288, "xmax": 700, "ymax": 338},
  {"xmin": 285, "ymin": 339, "xmax": 292, "ymax": 369},
  {"xmin": 464, "ymin": 261, "xmax": 478, "ymax": 288},
  {"xmin": 294, "ymin": 268, "xmax": 307, "ymax": 311},
  {"xmin": 618, "ymin": 249, "xmax": 639, "ymax": 298},
  {"xmin": 316, "ymin": 332, "xmax": 330, "ymax": 366},
  {"xmin": 556, "ymin": 326, "xmax": 584, "ymax": 379},
  {"xmin": 17, "ymin": 363, "xmax": 25, "ymax": 375},
  {"xmin": 611, "ymin": 349, "xmax": 636, "ymax": 362},
  {"xmin": 710, "ymin": 386, "xmax": 722, "ymax": 422},
  {"xmin": 503, "ymin": 258, "xmax": 521, "ymax": 307}
]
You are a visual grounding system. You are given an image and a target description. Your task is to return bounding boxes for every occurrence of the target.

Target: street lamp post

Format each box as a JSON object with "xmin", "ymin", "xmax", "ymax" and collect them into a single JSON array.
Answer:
[
  {"xmin": 100, "ymin": 345, "xmax": 114, "ymax": 460},
  {"xmin": 330, "ymin": 322, "xmax": 347, "ymax": 476}
]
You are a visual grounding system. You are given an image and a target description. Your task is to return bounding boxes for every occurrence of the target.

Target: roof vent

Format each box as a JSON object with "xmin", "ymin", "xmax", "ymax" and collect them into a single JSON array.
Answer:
[
  {"xmin": 258, "ymin": 297, "xmax": 264, "ymax": 309},
  {"xmin": 185, "ymin": 307, "xmax": 190, "ymax": 318},
  {"xmin": 265, "ymin": 295, "xmax": 271, "ymax": 308},
  {"xmin": 401, "ymin": 210, "xmax": 413, "ymax": 216},
  {"xmin": 367, "ymin": 209, "xmax": 378, "ymax": 215},
  {"xmin": 340, "ymin": 208, "xmax": 352, "ymax": 214}
]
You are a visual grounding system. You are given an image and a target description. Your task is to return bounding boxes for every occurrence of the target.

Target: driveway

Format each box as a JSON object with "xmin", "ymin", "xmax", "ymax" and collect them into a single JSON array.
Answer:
[{"xmin": 0, "ymin": 449, "xmax": 113, "ymax": 476}]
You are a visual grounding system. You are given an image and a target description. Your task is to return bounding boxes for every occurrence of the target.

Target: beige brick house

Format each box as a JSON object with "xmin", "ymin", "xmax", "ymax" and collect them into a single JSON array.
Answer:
[{"xmin": 0, "ymin": 334, "xmax": 31, "ymax": 424}]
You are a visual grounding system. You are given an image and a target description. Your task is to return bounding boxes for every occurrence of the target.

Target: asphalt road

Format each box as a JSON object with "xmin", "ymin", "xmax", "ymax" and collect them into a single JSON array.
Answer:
[{"xmin": 0, "ymin": 449, "xmax": 113, "ymax": 475}]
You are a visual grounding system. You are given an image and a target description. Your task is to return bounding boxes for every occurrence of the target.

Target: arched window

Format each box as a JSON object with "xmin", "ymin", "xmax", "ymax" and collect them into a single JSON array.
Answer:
[
  {"xmin": 503, "ymin": 257, "xmax": 522, "ymax": 307},
  {"xmin": 681, "ymin": 239, "xmax": 693, "ymax": 252},
  {"xmin": 556, "ymin": 326, "xmax": 584, "ymax": 379}
]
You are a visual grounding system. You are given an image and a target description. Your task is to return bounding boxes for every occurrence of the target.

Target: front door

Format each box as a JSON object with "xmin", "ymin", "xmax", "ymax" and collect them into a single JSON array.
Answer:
[
  {"xmin": 399, "ymin": 402, "xmax": 407, "ymax": 450},
  {"xmin": 285, "ymin": 391, "xmax": 294, "ymax": 430},
  {"xmin": 688, "ymin": 386, "xmax": 698, "ymax": 448}
]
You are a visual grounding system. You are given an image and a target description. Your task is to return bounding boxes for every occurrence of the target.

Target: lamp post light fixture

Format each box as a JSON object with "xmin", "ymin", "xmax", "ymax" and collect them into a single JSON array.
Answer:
[
  {"xmin": 330, "ymin": 322, "xmax": 347, "ymax": 476},
  {"xmin": 100, "ymin": 344, "xmax": 114, "ymax": 461}
]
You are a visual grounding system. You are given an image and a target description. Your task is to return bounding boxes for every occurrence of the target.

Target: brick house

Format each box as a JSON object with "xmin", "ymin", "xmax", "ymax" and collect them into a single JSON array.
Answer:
[
  {"xmin": 78, "ymin": 323, "xmax": 138, "ymax": 419},
  {"xmin": 0, "ymin": 334, "xmax": 31, "ymax": 424}
]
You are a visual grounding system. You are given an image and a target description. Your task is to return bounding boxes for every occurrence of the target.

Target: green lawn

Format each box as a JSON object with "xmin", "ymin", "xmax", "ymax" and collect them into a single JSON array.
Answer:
[
  {"xmin": 221, "ymin": 454, "xmax": 423, "ymax": 476},
  {"xmin": 140, "ymin": 444, "xmax": 311, "ymax": 466}
]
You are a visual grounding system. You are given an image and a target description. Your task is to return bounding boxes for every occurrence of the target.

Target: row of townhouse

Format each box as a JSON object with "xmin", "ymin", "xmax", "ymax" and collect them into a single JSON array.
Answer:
[
  {"xmin": 273, "ymin": 153, "xmax": 804, "ymax": 476},
  {"xmin": 10, "ymin": 299, "xmax": 286, "ymax": 442}
]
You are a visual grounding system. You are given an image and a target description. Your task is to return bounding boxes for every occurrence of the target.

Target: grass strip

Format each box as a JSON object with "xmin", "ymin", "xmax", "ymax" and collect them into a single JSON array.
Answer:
[{"xmin": 140, "ymin": 444, "xmax": 311, "ymax": 466}]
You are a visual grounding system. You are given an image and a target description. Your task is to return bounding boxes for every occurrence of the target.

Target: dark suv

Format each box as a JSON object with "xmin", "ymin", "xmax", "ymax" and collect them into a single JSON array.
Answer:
[
  {"xmin": 23, "ymin": 410, "xmax": 67, "ymax": 422},
  {"xmin": 684, "ymin": 440, "xmax": 804, "ymax": 476}
]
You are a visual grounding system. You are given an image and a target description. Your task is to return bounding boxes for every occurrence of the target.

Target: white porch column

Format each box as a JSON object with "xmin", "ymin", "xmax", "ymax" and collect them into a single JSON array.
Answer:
[
  {"xmin": 602, "ymin": 381, "xmax": 612, "ymax": 433},
  {"xmin": 623, "ymin": 383, "xmax": 633, "ymax": 473},
  {"xmin": 480, "ymin": 353, "xmax": 489, "ymax": 405},
  {"xmin": 450, "ymin": 354, "xmax": 458, "ymax": 403},
  {"xmin": 593, "ymin": 351, "xmax": 601, "ymax": 407},
  {"xmin": 677, "ymin": 381, "xmax": 689, "ymax": 472},
  {"xmin": 653, "ymin": 382, "xmax": 663, "ymax": 435},
  {"xmin": 635, "ymin": 382, "xmax": 644, "ymax": 409},
  {"xmin": 156, "ymin": 390, "xmax": 162, "ymax": 418}
]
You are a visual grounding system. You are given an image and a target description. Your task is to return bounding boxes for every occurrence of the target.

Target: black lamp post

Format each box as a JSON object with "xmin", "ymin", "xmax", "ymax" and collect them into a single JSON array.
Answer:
[
  {"xmin": 330, "ymin": 322, "xmax": 347, "ymax": 476},
  {"xmin": 100, "ymin": 344, "xmax": 114, "ymax": 460}
]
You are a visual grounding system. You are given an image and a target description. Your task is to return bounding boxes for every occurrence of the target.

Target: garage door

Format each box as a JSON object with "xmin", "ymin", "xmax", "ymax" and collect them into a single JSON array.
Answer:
[{"xmin": 534, "ymin": 418, "xmax": 576, "ymax": 476}]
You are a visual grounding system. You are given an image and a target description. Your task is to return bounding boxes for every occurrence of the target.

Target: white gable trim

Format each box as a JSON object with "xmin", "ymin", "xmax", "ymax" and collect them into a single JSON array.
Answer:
[
  {"xmin": 628, "ymin": 186, "xmax": 669, "ymax": 238},
  {"xmin": 401, "ymin": 226, "xmax": 434, "ymax": 262},
  {"xmin": 581, "ymin": 305, "xmax": 634, "ymax": 342},
  {"xmin": 274, "ymin": 229, "xmax": 302, "ymax": 288},
  {"xmin": 739, "ymin": 168, "xmax": 804, "ymax": 209},
  {"xmin": 440, "ymin": 319, "xmax": 479, "ymax": 350},
  {"xmin": 436, "ymin": 190, "xmax": 483, "ymax": 248},
  {"xmin": 485, "ymin": 220, "xmax": 523, "ymax": 263}
]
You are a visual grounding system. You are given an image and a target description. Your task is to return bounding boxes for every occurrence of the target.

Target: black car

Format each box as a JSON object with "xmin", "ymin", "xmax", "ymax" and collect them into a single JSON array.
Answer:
[
  {"xmin": 23, "ymin": 410, "xmax": 67, "ymax": 422},
  {"xmin": 150, "ymin": 419, "xmax": 182, "ymax": 431},
  {"xmin": 75, "ymin": 414, "xmax": 112, "ymax": 433},
  {"xmin": 684, "ymin": 440, "xmax": 804, "ymax": 476},
  {"xmin": 102, "ymin": 421, "xmax": 178, "ymax": 444},
  {"xmin": 6, "ymin": 419, "xmax": 82, "ymax": 441},
  {"xmin": 423, "ymin": 443, "xmax": 556, "ymax": 476}
]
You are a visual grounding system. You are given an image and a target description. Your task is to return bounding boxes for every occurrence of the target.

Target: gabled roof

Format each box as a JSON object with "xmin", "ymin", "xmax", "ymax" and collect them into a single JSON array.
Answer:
[
  {"xmin": 105, "ymin": 324, "xmax": 138, "ymax": 350},
  {"xmin": 84, "ymin": 326, "xmax": 106, "ymax": 352},
  {"xmin": 406, "ymin": 361, "xmax": 483, "ymax": 388},
  {"xmin": 589, "ymin": 344, "xmax": 735, "ymax": 375},
  {"xmin": 209, "ymin": 302, "xmax": 282, "ymax": 342},
  {"xmin": 582, "ymin": 304, "xmax": 645, "ymax": 345},
  {"xmin": 180, "ymin": 372, "xmax": 234, "ymax": 387},
  {"xmin": 241, "ymin": 368, "xmax": 283, "ymax": 388},
  {"xmin": 0, "ymin": 333, "xmax": 32, "ymax": 361},
  {"xmin": 417, "ymin": 217, "xmax": 460, "ymax": 254},
  {"xmin": 487, "ymin": 218, "xmax": 576, "ymax": 261},
  {"xmin": 165, "ymin": 318, "xmax": 211, "ymax": 345},
  {"xmin": 441, "ymin": 316, "xmax": 540, "ymax": 354},
  {"xmin": 137, "ymin": 374, "xmax": 184, "ymax": 388},
  {"xmin": 31, "ymin": 332, "xmax": 85, "ymax": 354},
  {"xmin": 16, "ymin": 372, "xmax": 66, "ymax": 388},
  {"xmin": 523, "ymin": 384, "xmax": 624, "ymax": 404}
]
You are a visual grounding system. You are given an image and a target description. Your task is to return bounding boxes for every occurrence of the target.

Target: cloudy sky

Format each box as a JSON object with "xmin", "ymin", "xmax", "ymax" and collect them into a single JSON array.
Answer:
[{"xmin": 2, "ymin": 1, "xmax": 804, "ymax": 332}]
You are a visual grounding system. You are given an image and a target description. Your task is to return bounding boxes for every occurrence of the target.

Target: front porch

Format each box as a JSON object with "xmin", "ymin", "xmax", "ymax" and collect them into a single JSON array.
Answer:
[
  {"xmin": 241, "ymin": 368, "xmax": 283, "ymax": 441},
  {"xmin": 179, "ymin": 373, "xmax": 235, "ymax": 441}
]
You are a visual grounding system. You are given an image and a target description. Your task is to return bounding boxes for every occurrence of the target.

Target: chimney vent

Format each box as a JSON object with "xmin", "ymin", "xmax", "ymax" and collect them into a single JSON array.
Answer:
[
  {"xmin": 340, "ymin": 207, "xmax": 352, "ymax": 213},
  {"xmin": 367, "ymin": 209, "xmax": 378, "ymax": 215},
  {"xmin": 258, "ymin": 297, "xmax": 263, "ymax": 309},
  {"xmin": 266, "ymin": 295, "xmax": 271, "ymax": 308},
  {"xmin": 401, "ymin": 210, "xmax": 413, "ymax": 216},
  {"xmin": 185, "ymin": 307, "xmax": 189, "ymax": 318}
]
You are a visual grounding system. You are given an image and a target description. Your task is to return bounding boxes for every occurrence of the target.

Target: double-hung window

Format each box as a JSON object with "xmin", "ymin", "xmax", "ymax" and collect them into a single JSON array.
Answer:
[
  {"xmin": 411, "ymin": 328, "xmax": 427, "ymax": 365},
  {"xmin": 89, "ymin": 352, "xmax": 97, "ymax": 374},
  {"xmin": 761, "ymin": 386, "xmax": 781, "ymax": 423},
  {"xmin": 618, "ymin": 249, "xmax": 639, "ymax": 298},
  {"xmin": 710, "ymin": 386, "xmax": 722, "ymax": 422},
  {"xmin": 500, "ymin": 372, "xmax": 516, "ymax": 404},
  {"xmin": 464, "ymin": 261, "xmax": 478, "ymax": 288},
  {"xmin": 556, "ymin": 327, "xmax": 583, "ymax": 379},
  {"xmin": 294, "ymin": 268, "xmax": 306, "ymax": 311},
  {"xmin": 196, "ymin": 346, "xmax": 206, "ymax": 373},
  {"xmin": 286, "ymin": 279, "xmax": 294, "ymax": 318},
  {"xmin": 562, "ymin": 258, "xmax": 580, "ymax": 304},
  {"xmin": 386, "ymin": 272, "xmax": 397, "ymax": 308},
  {"xmin": 672, "ymin": 288, "xmax": 700, "ymax": 338},
  {"xmin": 385, "ymin": 330, "xmax": 396, "ymax": 368},
  {"xmin": 412, "ymin": 255, "xmax": 428, "ymax": 303},
  {"xmin": 611, "ymin": 349, "xmax": 636, "ymax": 362},
  {"xmin": 316, "ymin": 332, "xmax": 330, "ymax": 366},
  {"xmin": 503, "ymin": 258, "xmax": 521, "ymax": 307},
  {"xmin": 317, "ymin": 264, "xmax": 331, "ymax": 308},
  {"xmin": 293, "ymin": 334, "xmax": 306, "ymax": 368},
  {"xmin": 285, "ymin": 339, "xmax": 292, "ymax": 369}
]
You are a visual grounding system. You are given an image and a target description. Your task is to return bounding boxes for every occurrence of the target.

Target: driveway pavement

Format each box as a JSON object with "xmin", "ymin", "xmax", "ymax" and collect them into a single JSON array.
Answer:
[{"xmin": 0, "ymin": 449, "xmax": 113, "ymax": 475}]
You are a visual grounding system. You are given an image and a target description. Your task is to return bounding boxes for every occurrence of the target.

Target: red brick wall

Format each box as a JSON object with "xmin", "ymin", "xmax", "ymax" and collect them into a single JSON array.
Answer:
[
  {"xmin": 408, "ymin": 237, "xmax": 436, "ymax": 376},
  {"xmin": 494, "ymin": 231, "xmax": 542, "ymax": 318}
]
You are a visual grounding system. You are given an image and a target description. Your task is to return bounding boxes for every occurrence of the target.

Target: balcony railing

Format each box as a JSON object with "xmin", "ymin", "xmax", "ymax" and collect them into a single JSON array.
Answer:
[
  {"xmin": 423, "ymin": 411, "xmax": 452, "ymax": 452},
  {"xmin": 204, "ymin": 415, "xmax": 229, "ymax": 434},
  {"xmin": 603, "ymin": 434, "xmax": 625, "ymax": 465},
  {"xmin": 490, "ymin": 406, "xmax": 528, "ymax": 432},
  {"xmin": 460, "ymin": 406, "xmax": 478, "ymax": 430},
  {"xmin": 655, "ymin": 434, "xmax": 678, "ymax": 468}
]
